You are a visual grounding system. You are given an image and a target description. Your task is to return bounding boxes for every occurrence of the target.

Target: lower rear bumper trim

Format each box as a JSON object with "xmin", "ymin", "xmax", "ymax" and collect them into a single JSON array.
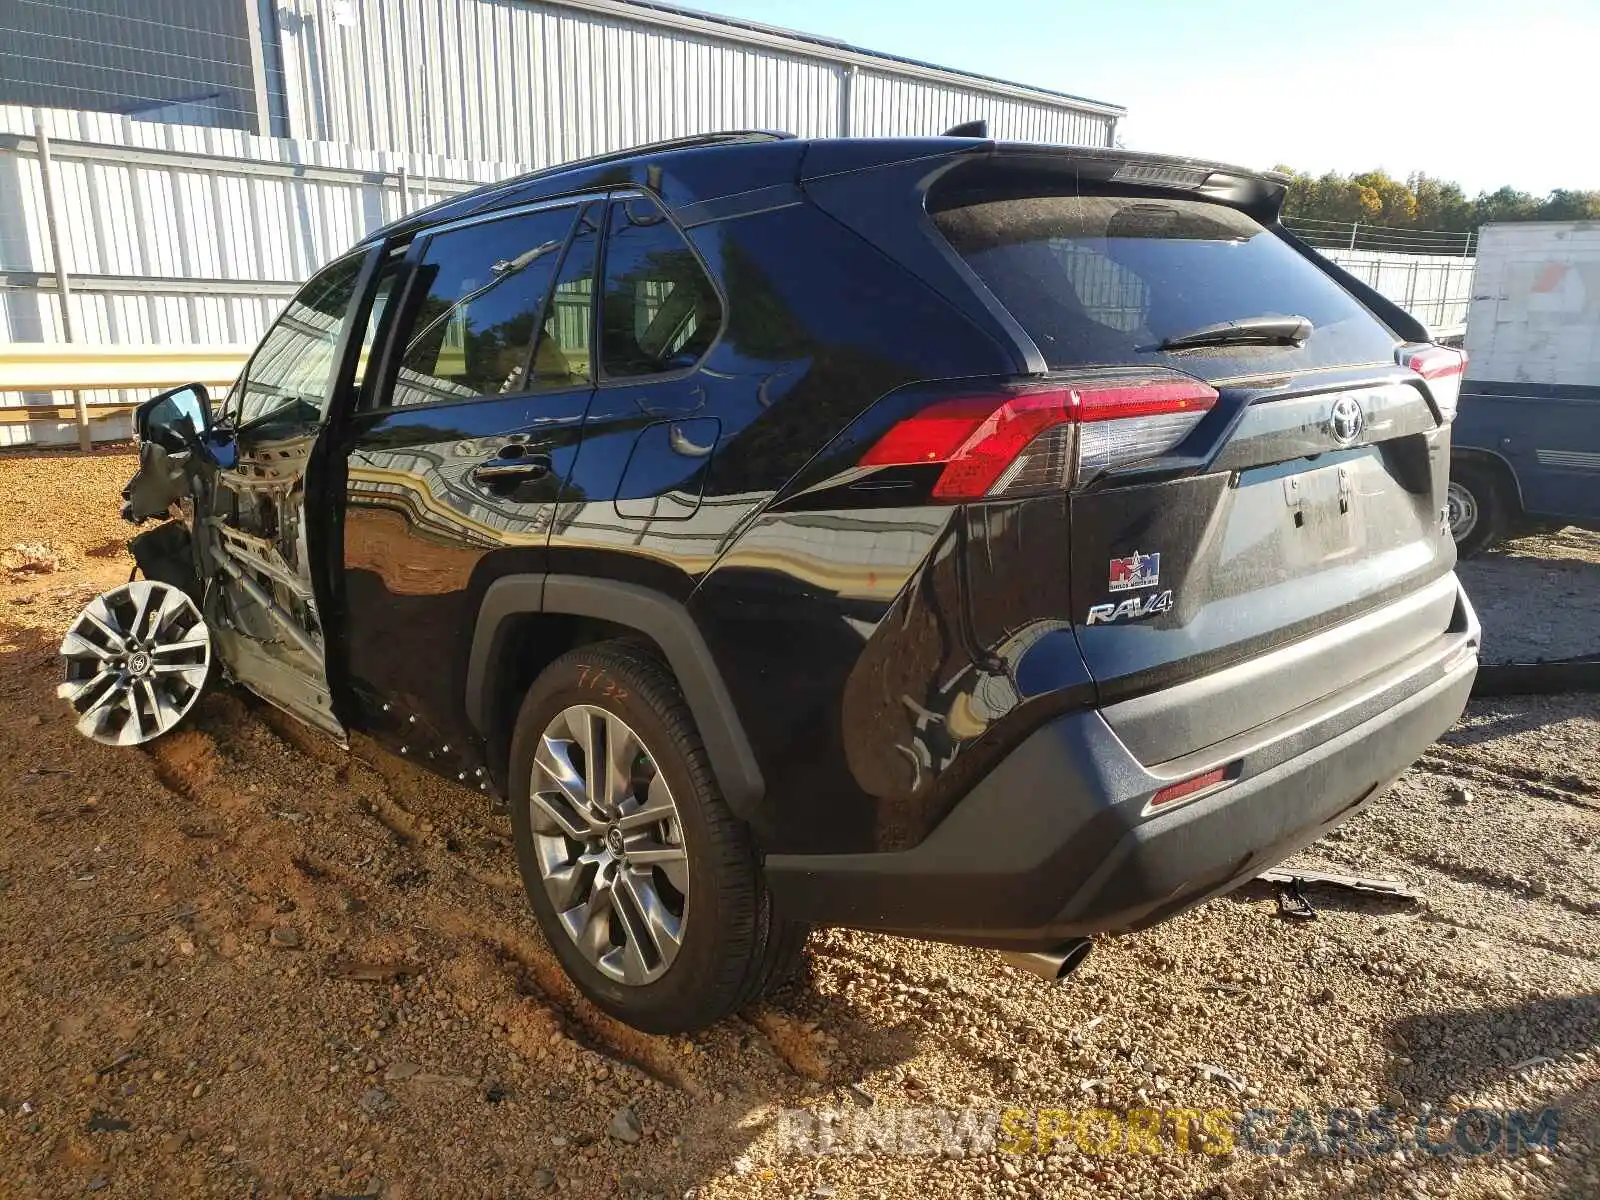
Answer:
[{"xmin": 766, "ymin": 633, "xmax": 1476, "ymax": 950}]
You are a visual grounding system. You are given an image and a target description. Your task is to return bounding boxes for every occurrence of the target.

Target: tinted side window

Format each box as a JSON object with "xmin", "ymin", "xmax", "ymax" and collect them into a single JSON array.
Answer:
[
  {"xmin": 232, "ymin": 253, "xmax": 364, "ymax": 432},
  {"xmin": 599, "ymin": 196, "xmax": 721, "ymax": 379},
  {"xmin": 393, "ymin": 206, "xmax": 577, "ymax": 407},
  {"xmin": 529, "ymin": 202, "xmax": 600, "ymax": 391}
]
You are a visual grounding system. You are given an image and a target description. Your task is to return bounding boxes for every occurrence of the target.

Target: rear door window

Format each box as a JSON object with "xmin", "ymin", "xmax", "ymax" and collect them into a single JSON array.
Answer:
[
  {"xmin": 932, "ymin": 193, "xmax": 1399, "ymax": 380},
  {"xmin": 392, "ymin": 205, "xmax": 577, "ymax": 407},
  {"xmin": 598, "ymin": 196, "xmax": 722, "ymax": 379},
  {"xmin": 529, "ymin": 202, "xmax": 601, "ymax": 391}
]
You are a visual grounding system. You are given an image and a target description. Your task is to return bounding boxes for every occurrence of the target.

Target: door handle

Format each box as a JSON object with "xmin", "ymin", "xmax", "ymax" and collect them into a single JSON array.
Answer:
[{"xmin": 471, "ymin": 455, "xmax": 551, "ymax": 486}]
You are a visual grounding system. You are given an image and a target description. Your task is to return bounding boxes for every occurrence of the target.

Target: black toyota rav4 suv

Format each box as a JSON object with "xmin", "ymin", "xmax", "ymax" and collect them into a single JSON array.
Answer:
[{"xmin": 76, "ymin": 131, "xmax": 1478, "ymax": 1032}]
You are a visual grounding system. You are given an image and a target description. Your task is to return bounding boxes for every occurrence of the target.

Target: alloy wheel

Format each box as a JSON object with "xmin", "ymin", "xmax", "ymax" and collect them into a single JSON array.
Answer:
[
  {"xmin": 1446, "ymin": 480, "xmax": 1479, "ymax": 542},
  {"xmin": 58, "ymin": 580, "xmax": 211, "ymax": 745},
  {"xmin": 529, "ymin": 704, "xmax": 689, "ymax": 986}
]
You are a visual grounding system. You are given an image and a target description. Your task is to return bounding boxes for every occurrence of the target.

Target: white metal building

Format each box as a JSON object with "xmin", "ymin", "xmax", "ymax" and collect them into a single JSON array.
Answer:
[
  {"xmin": 270, "ymin": 0, "xmax": 1123, "ymax": 162},
  {"xmin": 0, "ymin": 0, "xmax": 1122, "ymax": 446},
  {"xmin": 1, "ymin": 1, "xmax": 1123, "ymax": 161}
]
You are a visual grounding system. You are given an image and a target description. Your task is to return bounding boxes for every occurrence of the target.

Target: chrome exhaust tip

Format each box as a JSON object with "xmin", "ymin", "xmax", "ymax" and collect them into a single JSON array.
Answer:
[{"xmin": 999, "ymin": 938, "xmax": 1093, "ymax": 982}]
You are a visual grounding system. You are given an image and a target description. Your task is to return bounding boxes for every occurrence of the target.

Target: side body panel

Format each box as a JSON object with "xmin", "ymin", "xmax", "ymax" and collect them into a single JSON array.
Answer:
[
  {"xmin": 447, "ymin": 192, "xmax": 1032, "ymax": 834},
  {"xmin": 342, "ymin": 391, "xmax": 591, "ymax": 776},
  {"xmin": 646, "ymin": 200, "xmax": 1031, "ymax": 854}
]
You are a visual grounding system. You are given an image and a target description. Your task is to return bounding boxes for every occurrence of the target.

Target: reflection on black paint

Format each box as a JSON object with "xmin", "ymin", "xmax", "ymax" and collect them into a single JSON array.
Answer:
[{"xmin": 340, "ymin": 186, "xmax": 1099, "ymax": 856}]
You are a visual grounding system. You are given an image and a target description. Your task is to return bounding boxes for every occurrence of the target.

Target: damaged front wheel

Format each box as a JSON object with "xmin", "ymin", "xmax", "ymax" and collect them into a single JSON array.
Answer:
[{"xmin": 58, "ymin": 580, "xmax": 211, "ymax": 745}]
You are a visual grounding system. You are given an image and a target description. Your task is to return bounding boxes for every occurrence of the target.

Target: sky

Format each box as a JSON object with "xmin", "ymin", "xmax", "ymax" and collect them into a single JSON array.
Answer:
[{"xmin": 679, "ymin": 0, "xmax": 1600, "ymax": 198}]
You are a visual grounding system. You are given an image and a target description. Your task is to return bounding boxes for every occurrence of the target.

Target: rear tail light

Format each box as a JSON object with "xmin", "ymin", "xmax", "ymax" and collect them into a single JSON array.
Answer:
[
  {"xmin": 1400, "ymin": 344, "xmax": 1467, "ymax": 422},
  {"xmin": 858, "ymin": 370, "xmax": 1218, "ymax": 500}
]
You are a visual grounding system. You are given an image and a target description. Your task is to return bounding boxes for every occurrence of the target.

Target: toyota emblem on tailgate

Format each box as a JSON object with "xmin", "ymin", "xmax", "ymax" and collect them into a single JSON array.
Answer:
[{"xmin": 1329, "ymin": 394, "xmax": 1365, "ymax": 445}]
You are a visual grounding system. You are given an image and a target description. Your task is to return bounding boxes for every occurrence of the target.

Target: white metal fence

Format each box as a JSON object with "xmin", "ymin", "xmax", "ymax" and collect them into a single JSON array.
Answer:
[
  {"xmin": 0, "ymin": 103, "xmax": 527, "ymax": 447},
  {"xmin": 1286, "ymin": 217, "xmax": 1478, "ymax": 258},
  {"xmin": 1321, "ymin": 247, "xmax": 1475, "ymax": 334}
]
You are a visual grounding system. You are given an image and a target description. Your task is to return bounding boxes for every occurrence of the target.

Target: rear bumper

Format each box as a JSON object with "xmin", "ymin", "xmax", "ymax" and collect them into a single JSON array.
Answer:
[{"xmin": 765, "ymin": 580, "xmax": 1478, "ymax": 950}]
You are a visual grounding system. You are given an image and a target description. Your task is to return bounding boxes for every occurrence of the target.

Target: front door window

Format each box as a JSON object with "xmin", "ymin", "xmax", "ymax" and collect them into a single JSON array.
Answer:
[{"xmin": 228, "ymin": 253, "xmax": 366, "ymax": 437}]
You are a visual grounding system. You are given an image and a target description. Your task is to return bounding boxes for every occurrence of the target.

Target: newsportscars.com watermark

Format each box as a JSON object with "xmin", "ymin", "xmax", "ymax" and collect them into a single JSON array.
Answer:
[{"xmin": 778, "ymin": 1105, "xmax": 1560, "ymax": 1159}]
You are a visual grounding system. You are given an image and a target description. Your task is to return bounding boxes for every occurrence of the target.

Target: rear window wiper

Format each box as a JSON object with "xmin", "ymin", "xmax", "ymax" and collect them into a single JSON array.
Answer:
[{"xmin": 1157, "ymin": 314, "xmax": 1313, "ymax": 351}]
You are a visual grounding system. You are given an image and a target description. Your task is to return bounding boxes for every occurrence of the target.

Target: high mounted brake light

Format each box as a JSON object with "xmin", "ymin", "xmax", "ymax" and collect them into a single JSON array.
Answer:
[
  {"xmin": 858, "ymin": 372, "xmax": 1219, "ymax": 499},
  {"xmin": 1399, "ymin": 344, "xmax": 1467, "ymax": 422}
]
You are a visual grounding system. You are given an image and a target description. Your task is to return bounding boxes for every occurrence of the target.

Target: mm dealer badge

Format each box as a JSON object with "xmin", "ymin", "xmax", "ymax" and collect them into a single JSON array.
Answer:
[
  {"xmin": 1090, "ymin": 550, "xmax": 1172, "ymax": 625},
  {"xmin": 1107, "ymin": 550, "xmax": 1160, "ymax": 592}
]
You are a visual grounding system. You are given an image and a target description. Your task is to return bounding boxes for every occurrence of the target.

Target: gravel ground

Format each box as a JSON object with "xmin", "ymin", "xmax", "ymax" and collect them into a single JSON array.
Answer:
[
  {"xmin": 1457, "ymin": 529, "xmax": 1600, "ymax": 664},
  {"xmin": 0, "ymin": 448, "xmax": 1596, "ymax": 1200}
]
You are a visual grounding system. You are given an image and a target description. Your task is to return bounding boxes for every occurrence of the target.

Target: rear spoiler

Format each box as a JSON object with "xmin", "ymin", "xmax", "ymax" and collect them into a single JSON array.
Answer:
[{"xmin": 801, "ymin": 142, "xmax": 1290, "ymax": 224}]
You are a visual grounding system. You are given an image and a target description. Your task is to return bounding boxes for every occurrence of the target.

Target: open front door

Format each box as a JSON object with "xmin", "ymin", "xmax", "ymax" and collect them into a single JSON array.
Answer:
[{"xmin": 206, "ymin": 248, "xmax": 383, "ymax": 739}]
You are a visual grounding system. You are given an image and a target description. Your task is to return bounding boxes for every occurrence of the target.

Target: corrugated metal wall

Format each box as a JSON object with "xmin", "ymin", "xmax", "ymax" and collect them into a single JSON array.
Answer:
[
  {"xmin": 273, "ymin": 0, "xmax": 1118, "ymax": 163},
  {"xmin": 850, "ymin": 71, "xmax": 1112, "ymax": 146},
  {"xmin": 277, "ymin": 0, "xmax": 847, "ymax": 165},
  {"xmin": 3, "ymin": 0, "xmax": 1123, "ymax": 447},
  {"xmin": 0, "ymin": 103, "xmax": 525, "ymax": 446}
]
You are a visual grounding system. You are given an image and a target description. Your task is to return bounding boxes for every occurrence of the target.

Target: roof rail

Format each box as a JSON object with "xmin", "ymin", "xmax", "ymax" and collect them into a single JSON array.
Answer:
[
  {"xmin": 525, "ymin": 130, "xmax": 796, "ymax": 180},
  {"xmin": 363, "ymin": 130, "xmax": 800, "ymax": 244}
]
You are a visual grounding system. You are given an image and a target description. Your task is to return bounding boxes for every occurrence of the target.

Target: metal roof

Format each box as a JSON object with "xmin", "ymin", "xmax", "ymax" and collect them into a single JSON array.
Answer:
[{"xmin": 538, "ymin": 0, "xmax": 1126, "ymax": 118}]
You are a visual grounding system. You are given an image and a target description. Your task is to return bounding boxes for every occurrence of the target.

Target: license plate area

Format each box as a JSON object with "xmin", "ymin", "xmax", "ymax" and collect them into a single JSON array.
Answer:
[{"xmin": 1282, "ymin": 461, "xmax": 1362, "ymax": 564}]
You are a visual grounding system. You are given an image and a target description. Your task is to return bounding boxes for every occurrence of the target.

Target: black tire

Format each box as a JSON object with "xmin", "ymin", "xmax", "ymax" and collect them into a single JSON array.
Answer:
[
  {"xmin": 507, "ymin": 639, "xmax": 807, "ymax": 1032},
  {"xmin": 1448, "ymin": 460, "xmax": 1508, "ymax": 558}
]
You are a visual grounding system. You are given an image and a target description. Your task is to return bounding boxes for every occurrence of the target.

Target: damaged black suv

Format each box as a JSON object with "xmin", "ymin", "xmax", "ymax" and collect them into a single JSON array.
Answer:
[{"xmin": 65, "ymin": 132, "xmax": 1478, "ymax": 1032}]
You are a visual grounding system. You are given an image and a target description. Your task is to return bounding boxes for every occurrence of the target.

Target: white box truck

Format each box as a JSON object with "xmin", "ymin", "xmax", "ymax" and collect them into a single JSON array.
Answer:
[{"xmin": 1450, "ymin": 221, "xmax": 1600, "ymax": 554}]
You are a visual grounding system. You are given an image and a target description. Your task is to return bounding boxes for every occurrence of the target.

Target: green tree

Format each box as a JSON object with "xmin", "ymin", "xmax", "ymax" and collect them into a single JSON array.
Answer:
[
  {"xmin": 1472, "ymin": 186, "xmax": 1541, "ymax": 226},
  {"xmin": 1411, "ymin": 174, "xmax": 1474, "ymax": 232},
  {"xmin": 1353, "ymin": 171, "xmax": 1417, "ymax": 226},
  {"xmin": 1539, "ymin": 189, "xmax": 1600, "ymax": 220},
  {"xmin": 1276, "ymin": 167, "xmax": 1598, "ymax": 237}
]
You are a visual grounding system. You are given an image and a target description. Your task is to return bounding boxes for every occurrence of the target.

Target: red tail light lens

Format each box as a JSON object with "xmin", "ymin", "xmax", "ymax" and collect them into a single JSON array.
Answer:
[
  {"xmin": 858, "ymin": 372, "xmax": 1218, "ymax": 500},
  {"xmin": 1399, "ymin": 345, "xmax": 1467, "ymax": 422},
  {"xmin": 858, "ymin": 392, "xmax": 1069, "ymax": 498},
  {"xmin": 1147, "ymin": 763, "xmax": 1234, "ymax": 810}
]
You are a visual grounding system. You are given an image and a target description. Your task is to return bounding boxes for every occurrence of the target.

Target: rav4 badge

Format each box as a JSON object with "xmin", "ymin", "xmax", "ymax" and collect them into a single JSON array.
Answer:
[{"xmin": 1086, "ymin": 589, "xmax": 1174, "ymax": 626}]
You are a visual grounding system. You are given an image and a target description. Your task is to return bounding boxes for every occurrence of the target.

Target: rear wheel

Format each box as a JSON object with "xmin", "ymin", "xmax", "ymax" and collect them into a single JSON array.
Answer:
[
  {"xmin": 1447, "ymin": 461, "xmax": 1508, "ymax": 558},
  {"xmin": 508, "ymin": 640, "xmax": 806, "ymax": 1032}
]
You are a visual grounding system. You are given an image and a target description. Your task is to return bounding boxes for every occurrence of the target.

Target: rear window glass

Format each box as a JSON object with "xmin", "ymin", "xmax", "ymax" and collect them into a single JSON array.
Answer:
[{"xmin": 932, "ymin": 194, "xmax": 1398, "ymax": 379}]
